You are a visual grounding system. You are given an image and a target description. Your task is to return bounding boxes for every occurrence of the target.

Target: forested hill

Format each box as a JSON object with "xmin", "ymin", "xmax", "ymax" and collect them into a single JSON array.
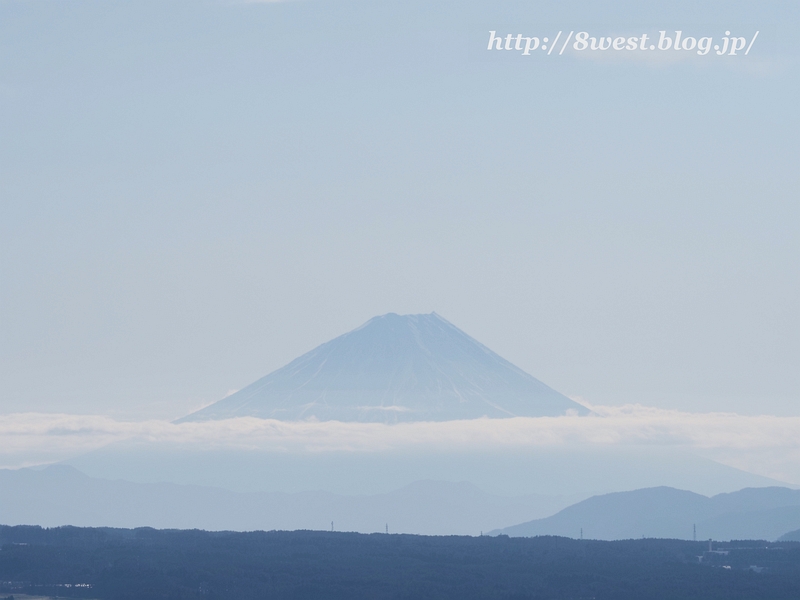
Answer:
[{"xmin": 2, "ymin": 526, "xmax": 800, "ymax": 600}]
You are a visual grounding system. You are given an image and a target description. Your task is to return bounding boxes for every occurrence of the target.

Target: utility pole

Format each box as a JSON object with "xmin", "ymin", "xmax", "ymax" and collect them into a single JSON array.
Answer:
[
  {"xmin": 693, "ymin": 524, "xmax": 696, "ymax": 541},
  {"xmin": 331, "ymin": 521, "xmax": 334, "ymax": 532}
]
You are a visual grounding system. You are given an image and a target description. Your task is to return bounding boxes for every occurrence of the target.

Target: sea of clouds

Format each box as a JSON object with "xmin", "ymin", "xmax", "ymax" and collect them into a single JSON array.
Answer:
[{"xmin": 2, "ymin": 405, "xmax": 799, "ymax": 484}]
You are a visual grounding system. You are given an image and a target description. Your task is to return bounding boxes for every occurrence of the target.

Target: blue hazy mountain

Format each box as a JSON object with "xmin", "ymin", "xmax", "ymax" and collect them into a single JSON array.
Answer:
[
  {"xmin": 491, "ymin": 486, "xmax": 800, "ymax": 541},
  {"xmin": 779, "ymin": 528, "xmax": 800, "ymax": 541},
  {"xmin": 7, "ymin": 467, "xmax": 800, "ymax": 540},
  {"xmin": 0, "ymin": 465, "xmax": 571, "ymax": 535},
  {"xmin": 67, "ymin": 444, "xmax": 787, "ymax": 499},
  {"xmin": 180, "ymin": 313, "xmax": 586, "ymax": 423}
]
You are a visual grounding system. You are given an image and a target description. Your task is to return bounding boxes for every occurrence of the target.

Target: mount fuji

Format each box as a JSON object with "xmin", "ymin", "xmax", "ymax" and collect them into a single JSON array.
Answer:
[{"xmin": 179, "ymin": 313, "xmax": 587, "ymax": 423}]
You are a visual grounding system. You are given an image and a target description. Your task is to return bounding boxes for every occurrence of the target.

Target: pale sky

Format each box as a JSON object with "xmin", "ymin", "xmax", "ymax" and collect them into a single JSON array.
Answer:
[{"xmin": 1, "ymin": 0, "xmax": 798, "ymax": 423}]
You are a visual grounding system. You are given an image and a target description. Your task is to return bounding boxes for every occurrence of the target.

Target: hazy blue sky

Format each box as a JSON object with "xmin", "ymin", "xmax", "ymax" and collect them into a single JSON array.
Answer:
[{"xmin": 1, "ymin": 0, "xmax": 798, "ymax": 420}]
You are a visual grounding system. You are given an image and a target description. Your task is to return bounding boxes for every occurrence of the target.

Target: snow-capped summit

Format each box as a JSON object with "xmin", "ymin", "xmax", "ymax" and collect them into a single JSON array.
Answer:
[{"xmin": 179, "ymin": 313, "xmax": 587, "ymax": 423}]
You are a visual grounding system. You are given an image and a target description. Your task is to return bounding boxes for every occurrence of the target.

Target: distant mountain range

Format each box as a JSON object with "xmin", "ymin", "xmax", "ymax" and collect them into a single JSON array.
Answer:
[
  {"xmin": 0, "ymin": 465, "xmax": 574, "ymax": 536},
  {"xmin": 66, "ymin": 443, "xmax": 787, "ymax": 499},
  {"xmin": 4, "ymin": 467, "xmax": 800, "ymax": 541},
  {"xmin": 178, "ymin": 312, "xmax": 586, "ymax": 423},
  {"xmin": 491, "ymin": 486, "xmax": 800, "ymax": 541}
]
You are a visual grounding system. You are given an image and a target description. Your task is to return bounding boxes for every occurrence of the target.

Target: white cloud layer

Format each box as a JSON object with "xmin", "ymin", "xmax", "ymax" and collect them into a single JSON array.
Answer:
[{"xmin": 2, "ymin": 405, "xmax": 799, "ymax": 482}]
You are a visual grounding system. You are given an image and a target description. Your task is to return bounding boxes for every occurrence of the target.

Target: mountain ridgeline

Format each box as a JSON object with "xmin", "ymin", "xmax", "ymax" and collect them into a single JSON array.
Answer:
[
  {"xmin": 0, "ymin": 465, "xmax": 570, "ymax": 535},
  {"xmin": 4, "ymin": 466, "xmax": 800, "ymax": 541},
  {"xmin": 492, "ymin": 486, "xmax": 800, "ymax": 541},
  {"xmin": 180, "ymin": 313, "xmax": 586, "ymax": 423}
]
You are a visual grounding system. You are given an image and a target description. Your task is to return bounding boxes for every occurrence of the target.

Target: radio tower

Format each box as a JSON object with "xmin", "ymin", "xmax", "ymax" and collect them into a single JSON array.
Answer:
[
  {"xmin": 693, "ymin": 524, "xmax": 696, "ymax": 541},
  {"xmin": 385, "ymin": 524, "xmax": 388, "ymax": 534}
]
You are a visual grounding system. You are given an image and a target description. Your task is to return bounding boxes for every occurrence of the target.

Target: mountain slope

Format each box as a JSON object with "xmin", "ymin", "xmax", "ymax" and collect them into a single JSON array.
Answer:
[
  {"xmin": 179, "ymin": 313, "xmax": 586, "ymax": 423},
  {"xmin": 779, "ymin": 528, "xmax": 800, "ymax": 542},
  {"xmin": 491, "ymin": 486, "xmax": 800, "ymax": 541},
  {"xmin": 494, "ymin": 487, "xmax": 711, "ymax": 540}
]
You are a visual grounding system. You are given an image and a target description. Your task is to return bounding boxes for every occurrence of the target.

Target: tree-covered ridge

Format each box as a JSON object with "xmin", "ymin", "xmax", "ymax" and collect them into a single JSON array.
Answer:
[{"xmin": 2, "ymin": 525, "xmax": 800, "ymax": 600}]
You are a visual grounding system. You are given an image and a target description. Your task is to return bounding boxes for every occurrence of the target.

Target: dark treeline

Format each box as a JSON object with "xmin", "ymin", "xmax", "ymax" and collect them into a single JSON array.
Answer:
[{"xmin": 2, "ymin": 525, "xmax": 800, "ymax": 599}]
